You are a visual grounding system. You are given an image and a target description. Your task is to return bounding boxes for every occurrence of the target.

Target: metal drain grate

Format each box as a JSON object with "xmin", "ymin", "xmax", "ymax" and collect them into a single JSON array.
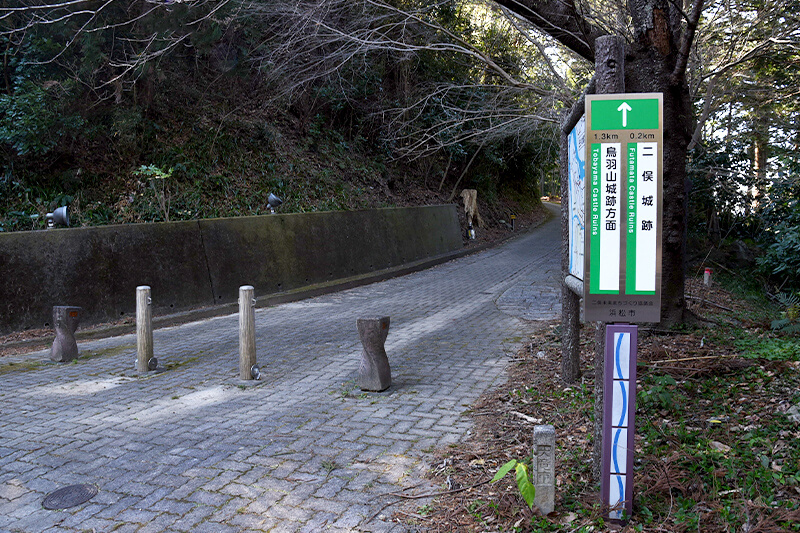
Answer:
[{"xmin": 42, "ymin": 484, "xmax": 98, "ymax": 510}]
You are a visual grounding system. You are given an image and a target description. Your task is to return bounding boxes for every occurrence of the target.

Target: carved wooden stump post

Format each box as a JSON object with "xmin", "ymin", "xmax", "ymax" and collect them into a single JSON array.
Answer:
[
  {"xmin": 239, "ymin": 286, "xmax": 257, "ymax": 380},
  {"xmin": 357, "ymin": 316, "xmax": 391, "ymax": 392},
  {"xmin": 50, "ymin": 306, "xmax": 81, "ymax": 362},
  {"xmin": 136, "ymin": 286, "xmax": 154, "ymax": 372}
]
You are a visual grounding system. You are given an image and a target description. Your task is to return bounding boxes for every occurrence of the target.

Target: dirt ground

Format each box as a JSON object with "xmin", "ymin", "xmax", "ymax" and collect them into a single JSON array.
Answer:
[{"xmin": 389, "ymin": 278, "xmax": 800, "ymax": 532}]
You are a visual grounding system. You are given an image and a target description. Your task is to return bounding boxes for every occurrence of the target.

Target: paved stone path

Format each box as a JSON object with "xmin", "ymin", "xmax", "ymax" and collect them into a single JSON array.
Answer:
[{"xmin": 0, "ymin": 204, "xmax": 561, "ymax": 533}]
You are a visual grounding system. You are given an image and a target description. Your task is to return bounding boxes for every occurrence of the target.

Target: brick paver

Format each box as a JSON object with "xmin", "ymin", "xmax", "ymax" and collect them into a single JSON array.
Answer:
[{"xmin": 0, "ymin": 204, "xmax": 561, "ymax": 532}]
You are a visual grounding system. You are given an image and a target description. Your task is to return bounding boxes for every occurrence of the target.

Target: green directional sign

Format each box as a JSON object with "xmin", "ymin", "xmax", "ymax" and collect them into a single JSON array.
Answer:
[
  {"xmin": 590, "ymin": 98, "xmax": 660, "ymax": 130},
  {"xmin": 584, "ymin": 93, "xmax": 663, "ymax": 323}
]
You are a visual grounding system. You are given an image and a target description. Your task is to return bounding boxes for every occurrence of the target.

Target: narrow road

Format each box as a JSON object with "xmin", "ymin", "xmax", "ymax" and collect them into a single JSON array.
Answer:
[{"xmin": 0, "ymin": 203, "xmax": 561, "ymax": 533}]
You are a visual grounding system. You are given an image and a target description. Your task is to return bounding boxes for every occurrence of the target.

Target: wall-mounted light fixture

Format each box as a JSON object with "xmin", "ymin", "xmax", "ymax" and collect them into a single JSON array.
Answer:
[
  {"xmin": 46, "ymin": 206, "xmax": 70, "ymax": 229},
  {"xmin": 267, "ymin": 193, "xmax": 282, "ymax": 214}
]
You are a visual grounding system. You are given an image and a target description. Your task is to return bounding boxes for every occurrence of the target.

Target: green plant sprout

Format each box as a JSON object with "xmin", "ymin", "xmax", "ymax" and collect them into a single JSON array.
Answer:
[
  {"xmin": 491, "ymin": 459, "xmax": 536, "ymax": 509},
  {"xmin": 772, "ymin": 291, "xmax": 800, "ymax": 333}
]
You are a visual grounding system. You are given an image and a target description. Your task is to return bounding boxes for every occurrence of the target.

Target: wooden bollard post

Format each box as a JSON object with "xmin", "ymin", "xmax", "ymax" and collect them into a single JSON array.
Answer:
[
  {"xmin": 136, "ymin": 286, "xmax": 154, "ymax": 372},
  {"xmin": 239, "ymin": 285, "xmax": 257, "ymax": 380}
]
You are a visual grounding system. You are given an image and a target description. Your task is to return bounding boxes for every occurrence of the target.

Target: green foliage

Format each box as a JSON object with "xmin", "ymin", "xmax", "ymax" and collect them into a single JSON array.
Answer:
[
  {"xmin": 0, "ymin": 36, "xmax": 84, "ymax": 157},
  {"xmin": 132, "ymin": 165, "xmax": 174, "ymax": 222},
  {"xmin": 0, "ymin": 174, "xmax": 75, "ymax": 232},
  {"xmin": 0, "ymin": 81, "xmax": 83, "ymax": 156},
  {"xmin": 638, "ymin": 374, "xmax": 680, "ymax": 410},
  {"xmin": 0, "ymin": 0, "xmax": 559, "ymax": 232},
  {"xmin": 636, "ymin": 361, "xmax": 800, "ymax": 531},
  {"xmin": 491, "ymin": 459, "xmax": 536, "ymax": 509},
  {"xmin": 757, "ymin": 175, "xmax": 800, "ymax": 290},
  {"xmin": 740, "ymin": 336, "xmax": 800, "ymax": 361},
  {"xmin": 687, "ymin": 9, "xmax": 800, "ymax": 278},
  {"xmin": 770, "ymin": 291, "xmax": 800, "ymax": 332},
  {"xmin": 700, "ymin": 322, "xmax": 800, "ymax": 362},
  {"xmin": 686, "ymin": 143, "xmax": 749, "ymax": 240}
]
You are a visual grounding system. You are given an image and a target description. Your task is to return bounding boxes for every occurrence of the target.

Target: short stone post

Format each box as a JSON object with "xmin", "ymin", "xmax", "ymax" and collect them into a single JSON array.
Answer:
[
  {"xmin": 239, "ymin": 285, "xmax": 257, "ymax": 380},
  {"xmin": 532, "ymin": 424, "xmax": 556, "ymax": 515},
  {"xmin": 357, "ymin": 316, "xmax": 391, "ymax": 392},
  {"xmin": 136, "ymin": 286, "xmax": 154, "ymax": 372},
  {"xmin": 50, "ymin": 306, "xmax": 81, "ymax": 362}
]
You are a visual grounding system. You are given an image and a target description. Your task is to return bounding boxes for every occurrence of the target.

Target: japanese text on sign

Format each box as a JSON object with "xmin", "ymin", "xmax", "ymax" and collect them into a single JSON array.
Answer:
[{"xmin": 584, "ymin": 93, "xmax": 663, "ymax": 323}]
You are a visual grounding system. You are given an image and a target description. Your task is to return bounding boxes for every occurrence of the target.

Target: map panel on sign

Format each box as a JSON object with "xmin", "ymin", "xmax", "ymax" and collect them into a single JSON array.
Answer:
[{"xmin": 568, "ymin": 116, "xmax": 586, "ymax": 280}]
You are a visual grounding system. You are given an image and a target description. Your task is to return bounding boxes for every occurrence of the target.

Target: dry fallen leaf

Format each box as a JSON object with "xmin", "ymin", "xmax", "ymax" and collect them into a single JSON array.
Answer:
[{"xmin": 710, "ymin": 441, "xmax": 732, "ymax": 453}]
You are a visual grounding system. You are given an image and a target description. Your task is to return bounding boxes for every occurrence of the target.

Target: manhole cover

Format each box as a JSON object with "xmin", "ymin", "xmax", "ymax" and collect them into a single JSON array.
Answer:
[{"xmin": 42, "ymin": 484, "xmax": 98, "ymax": 510}]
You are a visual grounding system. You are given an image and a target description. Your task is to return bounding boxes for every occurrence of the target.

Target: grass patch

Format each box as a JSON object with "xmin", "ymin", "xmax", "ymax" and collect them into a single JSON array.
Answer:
[
  {"xmin": 162, "ymin": 356, "xmax": 199, "ymax": 372},
  {"xmin": 0, "ymin": 359, "xmax": 44, "ymax": 375},
  {"xmin": 77, "ymin": 344, "xmax": 134, "ymax": 361}
]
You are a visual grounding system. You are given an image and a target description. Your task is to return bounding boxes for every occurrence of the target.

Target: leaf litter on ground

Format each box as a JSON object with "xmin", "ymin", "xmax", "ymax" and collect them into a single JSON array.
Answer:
[{"xmin": 396, "ymin": 278, "xmax": 800, "ymax": 532}]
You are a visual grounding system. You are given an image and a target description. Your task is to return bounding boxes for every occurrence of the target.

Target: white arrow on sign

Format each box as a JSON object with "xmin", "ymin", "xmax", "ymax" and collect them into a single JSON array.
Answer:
[{"xmin": 617, "ymin": 102, "xmax": 632, "ymax": 127}]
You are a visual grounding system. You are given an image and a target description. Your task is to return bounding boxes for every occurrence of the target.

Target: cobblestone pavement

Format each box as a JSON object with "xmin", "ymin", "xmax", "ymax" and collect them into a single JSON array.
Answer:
[{"xmin": 0, "ymin": 204, "xmax": 561, "ymax": 533}]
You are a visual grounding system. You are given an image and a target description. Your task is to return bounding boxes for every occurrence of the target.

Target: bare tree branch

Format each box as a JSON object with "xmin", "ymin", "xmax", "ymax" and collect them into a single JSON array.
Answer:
[
  {"xmin": 670, "ymin": 0, "xmax": 705, "ymax": 84},
  {"xmin": 243, "ymin": 0, "xmax": 564, "ymax": 162}
]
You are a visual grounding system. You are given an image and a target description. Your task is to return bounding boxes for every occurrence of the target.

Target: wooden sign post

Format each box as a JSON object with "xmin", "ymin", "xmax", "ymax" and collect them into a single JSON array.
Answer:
[{"xmin": 584, "ymin": 93, "xmax": 663, "ymax": 523}]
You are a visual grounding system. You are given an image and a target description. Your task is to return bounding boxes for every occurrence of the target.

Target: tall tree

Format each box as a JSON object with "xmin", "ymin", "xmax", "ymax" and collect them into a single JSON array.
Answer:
[
  {"xmin": 686, "ymin": 0, "xmax": 800, "ymax": 230},
  {"xmin": 492, "ymin": 0, "xmax": 704, "ymax": 325}
]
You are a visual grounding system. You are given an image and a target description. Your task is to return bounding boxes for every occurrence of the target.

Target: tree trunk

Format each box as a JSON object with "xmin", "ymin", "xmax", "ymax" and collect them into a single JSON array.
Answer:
[
  {"xmin": 497, "ymin": 0, "xmax": 695, "ymax": 327},
  {"xmin": 752, "ymin": 120, "xmax": 770, "ymax": 211},
  {"xmin": 624, "ymin": 29, "xmax": 693, "ymax": 327}
]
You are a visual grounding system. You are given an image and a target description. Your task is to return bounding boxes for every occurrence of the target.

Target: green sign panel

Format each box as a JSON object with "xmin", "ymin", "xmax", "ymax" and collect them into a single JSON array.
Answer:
[
  {"xmin": 584, "ymin": 93, "xmax": 663, "ymax": 323},
  {"xmin": 590, "ymin": 98, "xmax": 660, "ymax": 130}
]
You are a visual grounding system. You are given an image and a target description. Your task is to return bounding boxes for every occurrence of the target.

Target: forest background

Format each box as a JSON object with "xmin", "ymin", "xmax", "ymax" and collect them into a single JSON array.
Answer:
[
  {"xmin": 2, "ymin": 2, "xmax": 800, "ymax": 529},
  {"xmin": 1, "ymin": 0, "xmax": 799, "ymax": 298}
]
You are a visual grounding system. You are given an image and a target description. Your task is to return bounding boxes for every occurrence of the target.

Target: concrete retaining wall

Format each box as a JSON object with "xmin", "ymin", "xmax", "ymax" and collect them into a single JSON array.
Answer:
[{"xmin": 0, "ymin": 205, "xmax": 462, "ymax": 334}]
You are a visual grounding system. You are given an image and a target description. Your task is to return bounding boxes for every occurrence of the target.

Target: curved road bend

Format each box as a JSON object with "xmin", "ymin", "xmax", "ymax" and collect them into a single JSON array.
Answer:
[{"xmin": 0, "ymin": 203, "xmax": 561, "ymax": 533}]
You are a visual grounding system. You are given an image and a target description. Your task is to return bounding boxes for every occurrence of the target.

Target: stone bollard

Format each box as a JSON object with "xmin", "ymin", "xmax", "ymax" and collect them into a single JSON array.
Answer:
[
  {"xmin": 357, "ymin": 316, "xmax": 391, "ymax": 392},
  {"xmin": 50, "ymin": 306, "xmax": 82, "ymax": 362},
  {"xmin": 532, "ymin": 424, "xmax": 556, "ymax": 515},
  {"xmin": 239, "ymin": 286, "xmax": 257, "ymax": 380},
  {"xmin": 136, "ymin": 286, "xmax": 155, "ymax": 372}
]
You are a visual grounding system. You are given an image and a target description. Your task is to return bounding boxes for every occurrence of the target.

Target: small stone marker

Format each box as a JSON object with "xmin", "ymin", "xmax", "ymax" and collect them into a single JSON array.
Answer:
[
  {"xmin": 50, "ymin": 306, "xmax": 81, "ymax": 362},
  {"xmin": 787, "ymin": 404, "xmax": 800, "ymax": 424},
  {"xmin": 532, "ymin": 424, "xmax": 556, "ymax": 515},
  {"xmin": 357, "ymin": 316, "xmax": 391, "ymax": 392}
]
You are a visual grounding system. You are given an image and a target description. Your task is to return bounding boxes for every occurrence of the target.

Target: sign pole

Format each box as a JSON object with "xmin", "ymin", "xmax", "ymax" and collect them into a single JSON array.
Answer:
[
  {"xmin": 584, "ymin": 91, "xmax": 663, "ymax": 523},
  {"xmin": 600, "ymin": 324, "xmax": 638, "ymax": 522}
]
